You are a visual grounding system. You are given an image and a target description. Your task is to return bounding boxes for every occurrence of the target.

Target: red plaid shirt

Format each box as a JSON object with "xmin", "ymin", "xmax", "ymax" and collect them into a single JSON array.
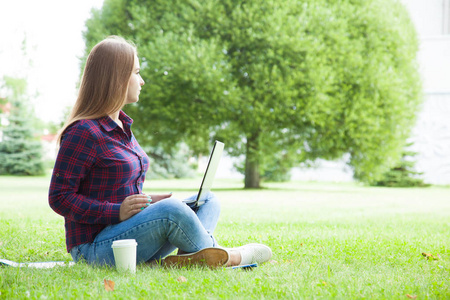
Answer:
[{"xmin": 49, "ymin": 111, "xmax": 149, "ymax": 252}]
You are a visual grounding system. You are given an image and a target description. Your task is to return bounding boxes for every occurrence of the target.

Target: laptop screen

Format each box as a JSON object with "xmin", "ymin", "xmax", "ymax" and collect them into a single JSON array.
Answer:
[
  {"xmin": 182, "ymin": 140, "xmax": 224, "ymax": 209},
  {"xmin": 196, "ymin": 140, "xmax": 224, "ymax": 206}
]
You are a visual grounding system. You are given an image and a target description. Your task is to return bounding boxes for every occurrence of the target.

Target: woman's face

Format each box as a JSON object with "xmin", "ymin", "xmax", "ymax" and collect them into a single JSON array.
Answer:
[{"xmin": 126, "ymin": 55, "xmax": 145, "ymax": 104}]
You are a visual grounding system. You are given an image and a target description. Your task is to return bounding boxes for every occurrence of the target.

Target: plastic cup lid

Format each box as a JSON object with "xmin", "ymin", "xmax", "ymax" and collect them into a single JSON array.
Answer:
[{"xmin": 111, "ymin": 239, "xmax": 138, "ymax": 248}]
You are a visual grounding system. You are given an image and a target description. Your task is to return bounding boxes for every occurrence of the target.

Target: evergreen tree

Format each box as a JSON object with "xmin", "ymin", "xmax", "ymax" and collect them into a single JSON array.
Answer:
[
  {"xmin": 373, "ymin": 143, "xmax": 429, "ymax": 187},
  {"xmin": 0, "ymin": 76, "xmax": 44, "ymax": 176}
]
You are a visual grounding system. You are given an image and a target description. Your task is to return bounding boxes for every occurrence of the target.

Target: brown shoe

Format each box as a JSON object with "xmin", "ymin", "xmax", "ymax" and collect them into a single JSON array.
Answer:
[{"xmin": 164, "ymin": 247, "xmax": 229, "ymax": 268}]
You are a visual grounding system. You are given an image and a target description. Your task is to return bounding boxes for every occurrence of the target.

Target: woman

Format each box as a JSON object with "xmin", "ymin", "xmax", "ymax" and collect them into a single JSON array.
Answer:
[{"xmin": 49, "ymin": 36, "xmax": 271, "ymax": 268}]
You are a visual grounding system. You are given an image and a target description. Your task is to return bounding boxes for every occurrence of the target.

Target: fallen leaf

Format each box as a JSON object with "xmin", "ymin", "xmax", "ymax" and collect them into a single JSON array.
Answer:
[
  {"xmin": 322, "ymin": 281, "xmax": 327, "ymax": 286},
  {"xmin": 104, "ymin": 279, "xmax": 115, "ymax": 292},
  {"xmin": 177, "ymin": 276, "xmax": 187, "ymax": 283},
  {"xmin": 406, "ymin": 294, "xmax": 417, "ymax": 299},
  {"xmin": 422, "ymin": 252, "xmax": 440, "ymax": 260},
  {"xmin": 269, "ymin": 260, "xmax": 278, "ymax": 264}
]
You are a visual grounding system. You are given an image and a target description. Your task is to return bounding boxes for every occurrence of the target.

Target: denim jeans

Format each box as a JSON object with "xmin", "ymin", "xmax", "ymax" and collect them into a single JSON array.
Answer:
[{"xmin": 70, "ymin": 192, "xmax": 220, "ymax": 266}]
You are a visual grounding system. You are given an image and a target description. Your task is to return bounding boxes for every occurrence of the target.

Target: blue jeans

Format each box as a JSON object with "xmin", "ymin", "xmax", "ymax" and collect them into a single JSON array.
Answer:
[{"xmin": 70, "ymin": 192, "xmax": 220, "ymax": 266}]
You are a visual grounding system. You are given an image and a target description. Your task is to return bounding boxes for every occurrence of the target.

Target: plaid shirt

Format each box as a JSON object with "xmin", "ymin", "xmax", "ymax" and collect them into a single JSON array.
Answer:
[{"xmin": 49, "ymin": 111, "xmax": 149, "ymax": 252}]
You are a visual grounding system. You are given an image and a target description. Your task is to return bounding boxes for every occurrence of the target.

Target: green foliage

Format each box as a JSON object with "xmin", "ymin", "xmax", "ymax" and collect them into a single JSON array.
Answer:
[
  {"xmin": 373, "ymin": 143, "xmax": 430, "ymax": 187},
  {"xmin": 143, "ymin": 143, "xmax": 196, "ymax": 179},
  {"xmin": 83, "ymin": 0, "xmax": 422, "ymax": 187},
  {"xmin": 0, "ymin": 76, "xmax": 44, "ymax": 176}
]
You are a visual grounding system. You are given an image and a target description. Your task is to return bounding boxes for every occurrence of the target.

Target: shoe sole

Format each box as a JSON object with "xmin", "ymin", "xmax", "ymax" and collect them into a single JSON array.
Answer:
[{"xmin": 164, "ymin": 247, "xmax": 229, "ymax": 269}]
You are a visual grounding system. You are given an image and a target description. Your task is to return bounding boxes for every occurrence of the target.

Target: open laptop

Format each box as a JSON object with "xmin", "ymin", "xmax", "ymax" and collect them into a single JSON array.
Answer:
[{"xmin": 183, "ymin": 140, "xmax": 224, "ymax": 210}]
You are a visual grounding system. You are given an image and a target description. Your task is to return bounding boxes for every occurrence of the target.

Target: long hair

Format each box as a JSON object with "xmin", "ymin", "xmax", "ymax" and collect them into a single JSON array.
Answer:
[{"xmin": 57, "ymin": 36, "xmax": 136, "ymax": 145}]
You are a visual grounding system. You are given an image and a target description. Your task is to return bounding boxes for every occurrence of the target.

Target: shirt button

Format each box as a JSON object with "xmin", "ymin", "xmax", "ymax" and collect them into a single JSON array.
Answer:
[{"xmin": 55, "ymin": 173, "xmax": 59, "ymax": 177}]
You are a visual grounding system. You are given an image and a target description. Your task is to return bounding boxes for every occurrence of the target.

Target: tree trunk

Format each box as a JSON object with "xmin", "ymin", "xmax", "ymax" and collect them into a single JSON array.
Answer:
[{"xmin": 244, "ymin": 133, "xmax": 261, "ymax": 188}]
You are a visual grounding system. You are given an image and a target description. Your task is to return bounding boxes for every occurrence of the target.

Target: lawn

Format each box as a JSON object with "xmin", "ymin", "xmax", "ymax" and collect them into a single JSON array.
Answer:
[{"xmin": 0, "ymin": 175, "xmax": 449, "ymax": 299}]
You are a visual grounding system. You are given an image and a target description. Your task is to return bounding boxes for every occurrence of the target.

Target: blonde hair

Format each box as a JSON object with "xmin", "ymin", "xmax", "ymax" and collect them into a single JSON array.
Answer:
[{"xmin": 58, "ymin": 36, "xmax": 136, "ymax": 144}]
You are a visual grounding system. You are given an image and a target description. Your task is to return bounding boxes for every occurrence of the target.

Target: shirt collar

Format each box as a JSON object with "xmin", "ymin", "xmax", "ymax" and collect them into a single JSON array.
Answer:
[{"xmin": 98, "ymin": 110, "xmax": 134, "ymax": 132}]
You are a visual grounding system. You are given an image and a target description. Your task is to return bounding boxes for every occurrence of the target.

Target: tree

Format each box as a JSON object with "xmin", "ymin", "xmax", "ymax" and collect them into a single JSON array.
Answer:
[
  {"xmin": 372, "ymin": 142, "xmax": 430, "ymax": 187},
  {"xmin": 0, "ymin": 76, "xmax": 44, "ymax": 176},
  {"xmin": 84, "ymin": 0, "xmax": 422, "ymax": 188}
]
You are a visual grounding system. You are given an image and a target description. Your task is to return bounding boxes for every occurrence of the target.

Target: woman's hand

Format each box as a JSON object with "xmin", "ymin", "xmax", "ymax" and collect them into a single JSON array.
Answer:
[
  {"xmin": 119, "ymin": 194, "xmax": 151, "ymax": 221},
  {"xmin": 119, "ymin": 193, "xmax": 173, "ymax": 221}
]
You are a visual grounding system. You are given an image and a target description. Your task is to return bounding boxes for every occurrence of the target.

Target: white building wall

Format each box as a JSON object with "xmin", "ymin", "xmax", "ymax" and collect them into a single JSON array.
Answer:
[
  {"xmin": 403, "ymin": 0, "xmax": 450, "ymax": 185},
  {"xmin": 410, "ymin": 92, "xmax": 450, "ymax": 185},
  {"xmin": 402, "ymin": 0, "xmax": 447, "ymax": 36}
]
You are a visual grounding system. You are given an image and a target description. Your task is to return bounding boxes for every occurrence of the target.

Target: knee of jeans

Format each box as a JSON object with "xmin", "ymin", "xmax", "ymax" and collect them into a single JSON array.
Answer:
[{"xmin": 159, "ymin": 198, "xmax": 192, "ymax": 218}]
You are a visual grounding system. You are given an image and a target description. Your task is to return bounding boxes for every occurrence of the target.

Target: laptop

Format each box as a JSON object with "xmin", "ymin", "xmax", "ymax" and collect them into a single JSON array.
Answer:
[{"xmin": 183, "ymin": 140, "xmax": 224, "ymax": 210}]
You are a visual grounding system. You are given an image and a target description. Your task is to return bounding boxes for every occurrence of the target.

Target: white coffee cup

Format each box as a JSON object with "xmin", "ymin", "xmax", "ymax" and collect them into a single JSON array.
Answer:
[{"xmin": 111, "ymin": 239, "xmax": 138, "ymax": 273}]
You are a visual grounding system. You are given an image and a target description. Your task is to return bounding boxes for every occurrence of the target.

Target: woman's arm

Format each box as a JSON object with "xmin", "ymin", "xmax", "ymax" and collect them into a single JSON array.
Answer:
[{"xmin": 48, "ymin": 123, "xmax": 121, "ymax": 225}]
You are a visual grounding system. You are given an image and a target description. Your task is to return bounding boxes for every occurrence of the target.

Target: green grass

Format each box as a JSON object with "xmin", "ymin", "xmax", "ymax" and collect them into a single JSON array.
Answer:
[{"xmin": 1, "ymin": 175, "xmax": 449, "ymax": 299}]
